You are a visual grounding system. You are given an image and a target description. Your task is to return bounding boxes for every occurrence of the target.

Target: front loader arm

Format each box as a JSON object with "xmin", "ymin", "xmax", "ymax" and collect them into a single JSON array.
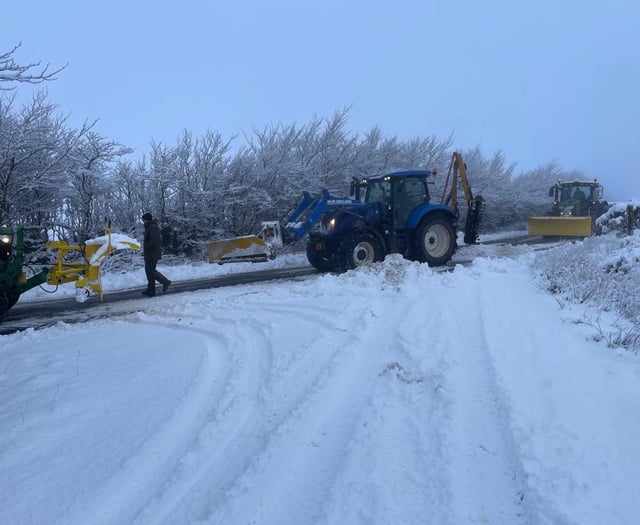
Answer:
[{"xmin": 283, "ymin": 189, "xmax": 360, "ymax": 242}]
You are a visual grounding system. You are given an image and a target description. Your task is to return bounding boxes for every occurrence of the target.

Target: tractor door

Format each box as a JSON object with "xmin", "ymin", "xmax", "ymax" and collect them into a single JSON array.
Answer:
[
  {"xmin": 393, "ymin": 177, "xmax": 428, "ymax": 229},
  {"xmin": 365, "ymin": 179, "xmax": 392, "ymax": 225}
]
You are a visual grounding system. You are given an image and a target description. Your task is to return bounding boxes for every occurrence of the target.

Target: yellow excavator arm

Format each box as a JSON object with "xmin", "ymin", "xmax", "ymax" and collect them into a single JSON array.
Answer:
[
  {"xmin": 440, "ymin": 152, "xmax": 483, "ymax": 244},
  {"xmin": 441, "ymin": 151, "xmax": 475, "ymax": 215}
]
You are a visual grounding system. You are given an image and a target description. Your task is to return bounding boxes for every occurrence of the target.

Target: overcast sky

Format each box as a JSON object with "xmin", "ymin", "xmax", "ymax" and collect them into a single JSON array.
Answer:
[{"xmin": 4, "ymin": 0, "xmax": 639, "ymax": 200}]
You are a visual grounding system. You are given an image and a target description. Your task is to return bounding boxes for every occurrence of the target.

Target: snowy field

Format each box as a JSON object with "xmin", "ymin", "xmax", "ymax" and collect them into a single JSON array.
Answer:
[{"xmin": 2, "ymin": 233, "xmax": 640, "ymax": 524}]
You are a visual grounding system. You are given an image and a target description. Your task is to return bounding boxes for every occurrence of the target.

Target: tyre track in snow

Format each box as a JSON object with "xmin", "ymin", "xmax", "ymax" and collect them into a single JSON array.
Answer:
[
  {"xmin": 127, "ymin": 279, "xmax": 412, "ymax": 524},
  {"xmin": 476, "ymin": 262, "xmax": 574, "ymax": 525},
  {"xmin": 436, "ymin": 267, "xmax": 533, "ymax": 524},
  {"xmin": 131, "ymin": 298, "xmax": 350, "ymax": 524},
  {"xmin": 136, "ymin": 318, "xmax": 273, "ymax": 524},
  {"xmin": 318, "ymin": 265, "xmax": 456, "ymax": 524},
  {"xmin": 207, "ymin": 289, "xmax": 414, "ymax": 525},
  {"xmin": 66, "ymin": 321, "xmax": 233, "ymax": 525}
]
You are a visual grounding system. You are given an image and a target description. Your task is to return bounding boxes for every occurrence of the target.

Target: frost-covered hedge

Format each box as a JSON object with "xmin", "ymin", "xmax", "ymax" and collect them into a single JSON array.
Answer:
[
  {"xmin": 533, "ymin": 232, "xmax": 640, "ymax": 350},
  {"xmin": 597, "ymin": 200, "xmax": 640, "ymax": 235}
]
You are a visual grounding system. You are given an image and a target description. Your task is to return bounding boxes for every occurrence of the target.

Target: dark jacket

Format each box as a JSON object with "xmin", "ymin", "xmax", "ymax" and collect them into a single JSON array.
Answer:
[{"xmin": 143, "ymin": 220, "xmax": 163, "ymax": 262}]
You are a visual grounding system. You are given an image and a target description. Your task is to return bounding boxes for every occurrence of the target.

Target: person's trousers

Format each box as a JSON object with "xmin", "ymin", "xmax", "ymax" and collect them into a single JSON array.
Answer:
[{"xmin": 145, "ymin": 259, "xmax": 170, "ymax": 291}]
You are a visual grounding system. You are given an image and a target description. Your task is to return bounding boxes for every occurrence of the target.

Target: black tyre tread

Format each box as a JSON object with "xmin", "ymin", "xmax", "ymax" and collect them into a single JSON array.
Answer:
[{"xmin": 306, "ymin": 242, "xmax": 338, "ymax": 272}]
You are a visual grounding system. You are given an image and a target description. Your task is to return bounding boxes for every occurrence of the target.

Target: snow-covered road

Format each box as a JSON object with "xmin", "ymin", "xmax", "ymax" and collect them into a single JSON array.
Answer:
[{"xmin": 2, "ymin": 251, "xmax": 640, "ymax": 524}]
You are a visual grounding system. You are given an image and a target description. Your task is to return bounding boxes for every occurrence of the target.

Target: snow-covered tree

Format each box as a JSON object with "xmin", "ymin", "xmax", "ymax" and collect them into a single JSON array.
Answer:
[
  {"xmin": 62, "ymin": 131, "xmax": 132, "ymax": 240},
  {"xmin": 0, "ymin": 92, "xmax": 87, "ymax": 227}
]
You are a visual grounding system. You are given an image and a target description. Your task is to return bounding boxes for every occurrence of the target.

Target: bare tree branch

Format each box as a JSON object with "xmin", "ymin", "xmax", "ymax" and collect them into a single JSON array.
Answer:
[{"xmin": 0, "ymin": 43, "xmax": 67, "ymax": 90}]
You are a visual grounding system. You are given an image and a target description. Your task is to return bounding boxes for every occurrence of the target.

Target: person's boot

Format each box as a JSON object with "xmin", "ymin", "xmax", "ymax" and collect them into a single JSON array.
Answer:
[
  {"xmin": 142, "ymin": 289, "xmax": 155, "ymax": 297},
  {"xmin": 163, "ymin": 280, "xmax": 172, "ymax": 293}
]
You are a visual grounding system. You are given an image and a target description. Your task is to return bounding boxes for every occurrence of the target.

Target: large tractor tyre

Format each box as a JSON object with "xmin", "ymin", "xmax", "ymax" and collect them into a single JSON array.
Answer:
[
  {"xmin": 7, "ymin": 291, "xmax": 19, "ymax": 310},
  {"xmin": 306, "ymin": 242, "xmax": 338, "ymax": 272},
  {"xmin": 0, "ymin": 285, "xmax": 19, "ymax": 320},
  {"xmin": 338, "ymin": 232, "xmax": 383, "ymax": 272},
  {"xmin": 0, "ymin": 288, "xmax": 7, "ymax": 320},
  {"xmin": 414, "ymin": 216, "xmax": 455, "ymax": 266}
]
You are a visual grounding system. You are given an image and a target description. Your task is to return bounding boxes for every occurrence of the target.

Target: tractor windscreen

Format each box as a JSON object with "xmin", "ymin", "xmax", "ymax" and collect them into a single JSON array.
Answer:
[
  {"xmin": 561, "ymin": 184, "xmax": 593, "ymax": 203},
  {"xmin": 365, "ymin": 180, "xmax": 391, "ymax": 206}
]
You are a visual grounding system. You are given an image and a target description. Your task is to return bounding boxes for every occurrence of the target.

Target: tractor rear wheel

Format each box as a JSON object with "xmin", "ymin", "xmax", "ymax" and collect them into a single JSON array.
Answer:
[
  {"xmin": 339, "ymin": 232, "xmax": 383, "ymax": 271},
  {"xmin": 414, "ymin": 216, "xmax": 455, "ymax": 266}
]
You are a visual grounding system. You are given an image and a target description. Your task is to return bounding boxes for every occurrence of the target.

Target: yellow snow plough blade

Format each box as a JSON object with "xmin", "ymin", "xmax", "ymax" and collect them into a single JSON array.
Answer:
[
  {"xmin": 527, "ymin": 216, "xmax": 593, "ymax": 237},
  {"xmin": 207, "ymin": 235, "xmax": 271, "ymax": 264}
]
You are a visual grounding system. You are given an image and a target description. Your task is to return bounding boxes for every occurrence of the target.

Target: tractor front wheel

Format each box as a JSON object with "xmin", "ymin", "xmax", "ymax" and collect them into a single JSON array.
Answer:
[
  {"xmin": 414, "ymin": 216, "xmax": 455, "ymax": 266},
  {"xmin": 339, "ymin": 232, "xmax": 383, "ymax": 271}
]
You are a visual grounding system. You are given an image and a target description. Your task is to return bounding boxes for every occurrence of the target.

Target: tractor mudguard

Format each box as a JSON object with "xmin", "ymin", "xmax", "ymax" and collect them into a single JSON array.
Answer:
[{"xmin": 407, "ymin": 204, "xmax": 457, "ymax": 230}]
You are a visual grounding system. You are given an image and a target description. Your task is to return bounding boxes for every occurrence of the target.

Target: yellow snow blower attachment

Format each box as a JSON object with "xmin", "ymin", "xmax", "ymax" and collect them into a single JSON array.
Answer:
[
  {"xmin": 46, "ymin": 227, "xmax": 140, "ymax": 303},
  {"xmin": 207, "ymin": 221, "xmax": 282, "ymax": 264}
]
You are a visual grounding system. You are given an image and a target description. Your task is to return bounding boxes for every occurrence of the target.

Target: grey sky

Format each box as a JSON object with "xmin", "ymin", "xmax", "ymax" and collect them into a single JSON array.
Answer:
[{"xmin": 4, "ymin": 0, "xmax": 639, "ymax": 200}]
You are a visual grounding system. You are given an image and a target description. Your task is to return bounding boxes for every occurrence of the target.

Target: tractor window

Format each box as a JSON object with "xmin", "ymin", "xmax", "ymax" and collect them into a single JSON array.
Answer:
[
  {"xmin": 403, "ymin": 178, "xmax": 428, "ymax": 207},
  {"xmin": 394, "ymin": 177, "xmax": 428, "ymax": 227},
  {"xmin": 365, "ymin": 180, "xmax": 391, "ymax": 206},
  {"xmin": 561, "ymin": 185, "xmax": 592, "ymax": 202}
]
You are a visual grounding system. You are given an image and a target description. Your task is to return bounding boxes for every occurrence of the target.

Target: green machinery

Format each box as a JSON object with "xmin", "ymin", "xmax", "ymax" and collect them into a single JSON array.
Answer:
[
  {"xmin": 528, "ymin": 179, "xmax": 609, "ymax": 237},
  {"xmin": 0, "ymin": 225, "xmax": 139, "ymax": 320}
]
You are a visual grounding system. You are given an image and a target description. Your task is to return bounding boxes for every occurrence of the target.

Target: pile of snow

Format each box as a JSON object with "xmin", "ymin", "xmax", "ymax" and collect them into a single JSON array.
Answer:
[{"xmin": 84, "ymin": 233, "xmax": 141, "ymax": 266}]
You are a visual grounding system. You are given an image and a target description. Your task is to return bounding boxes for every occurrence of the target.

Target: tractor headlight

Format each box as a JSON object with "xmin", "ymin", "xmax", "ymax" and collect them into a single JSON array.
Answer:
[
  {"xmin": 0, "ymin": 231, "xmax": 13, "ymax": 261},
  {"xmin": 560, "ymin": 207, "xmax": 573, "ymax": 217},
  {"xmin": 0, "ymin": 233, "xmax": 13, "ymax": 245},
  {"xmin": 310, "ymin": 216, "xmax": 338, "ymax": 234}
]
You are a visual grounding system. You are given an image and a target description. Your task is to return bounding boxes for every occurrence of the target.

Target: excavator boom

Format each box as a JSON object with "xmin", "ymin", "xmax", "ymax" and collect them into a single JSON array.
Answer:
[{"xmin": 441, "ymin": 152, "xmax": 484, "ymax": 244}]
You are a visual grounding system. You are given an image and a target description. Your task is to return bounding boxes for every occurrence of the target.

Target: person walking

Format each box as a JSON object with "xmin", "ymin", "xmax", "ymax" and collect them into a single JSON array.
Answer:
[{"xmin": 141, "ymin": 212, "xmax": 171, "ymax": 297}]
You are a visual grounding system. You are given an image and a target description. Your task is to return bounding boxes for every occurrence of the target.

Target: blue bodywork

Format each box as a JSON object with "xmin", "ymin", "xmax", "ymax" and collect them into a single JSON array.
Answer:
[
  {"xmin": 283, "ymin": 189, "xmax": 361, "ymax": 243},
  {"xmin": 281, "ymin": 169, "xmax": 461, "ymax": 271}
]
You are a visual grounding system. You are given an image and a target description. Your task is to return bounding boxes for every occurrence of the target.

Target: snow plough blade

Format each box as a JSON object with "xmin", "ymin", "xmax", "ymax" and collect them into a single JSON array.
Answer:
[
  {"xmin": 527, "ymin": 216, "xmax": 593, "ymax": 237},
  {"xmin": 207, "ymin": 235, "xmax": 273, "ymax": 264}
]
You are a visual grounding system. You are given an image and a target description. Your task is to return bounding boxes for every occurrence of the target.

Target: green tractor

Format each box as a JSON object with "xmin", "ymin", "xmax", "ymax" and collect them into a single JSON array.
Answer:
[
  {"xmin": 528, "ymin": 179, "xmax": 610, "ymax": 237},
  {"xmin": 0, "ymin": 226, "xmax": 50, "ymax": 319}
]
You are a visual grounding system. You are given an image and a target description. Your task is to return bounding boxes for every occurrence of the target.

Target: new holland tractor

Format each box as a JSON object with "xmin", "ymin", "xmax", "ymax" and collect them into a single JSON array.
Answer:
[
  {"xmin": 208, "ymin": 152, "xmax": 483, "ymax": 272},
  {"xmin": 528, "ymin": 179, "xmax": 610, "ymax": 237},
  {"xmin": 0, "ymin": 225, "xmax": 139, "ymax": 320}
]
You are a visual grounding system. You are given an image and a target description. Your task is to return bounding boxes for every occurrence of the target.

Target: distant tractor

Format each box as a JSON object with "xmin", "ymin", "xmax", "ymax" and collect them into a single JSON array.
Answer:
[
  {"xmin": 208, "ymin": 152, "xmax": 484, "ymax": 272},
  {"xmin": 528, "ymin": 179, "xmax": 609, "ymax": 237}
]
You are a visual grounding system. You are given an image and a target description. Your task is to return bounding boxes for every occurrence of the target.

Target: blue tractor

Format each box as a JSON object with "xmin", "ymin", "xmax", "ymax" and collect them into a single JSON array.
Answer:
[
  {"xmin": 208, "ymin": 152, "xmax": 483, "ymax": 272},
  {"xmin": 302, "ymin": 153, "xmax": 482, "ymax": 271}
]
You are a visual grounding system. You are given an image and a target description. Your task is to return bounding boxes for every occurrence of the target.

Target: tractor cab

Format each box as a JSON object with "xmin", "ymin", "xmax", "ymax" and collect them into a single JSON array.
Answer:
[
  {"xmin": 549, "ymin": 180, "xmax": 605, "ymax": 217},
  {"xmin": 354, "ymin": 170, "xmax": 433, "ymax": 230}
]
